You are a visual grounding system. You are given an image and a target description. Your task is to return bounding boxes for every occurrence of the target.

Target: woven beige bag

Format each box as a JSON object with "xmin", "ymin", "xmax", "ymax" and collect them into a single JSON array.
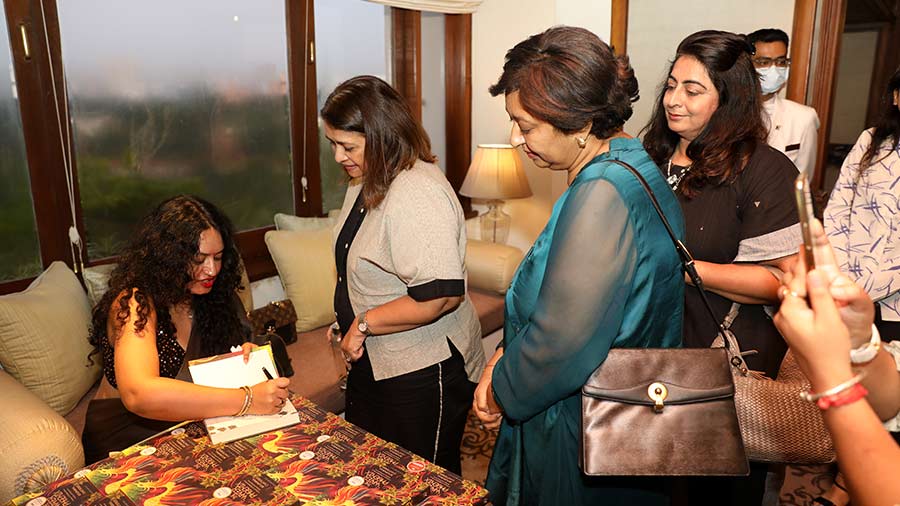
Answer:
[{"xmin": 714, "ymin": 303, "xmax": 835, "ymax": 464}]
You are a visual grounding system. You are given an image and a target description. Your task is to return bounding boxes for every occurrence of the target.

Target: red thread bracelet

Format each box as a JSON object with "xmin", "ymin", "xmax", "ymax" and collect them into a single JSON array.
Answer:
[{"xmin": 815, "ymin": 383, "xmax": 868, "ymax": 410}]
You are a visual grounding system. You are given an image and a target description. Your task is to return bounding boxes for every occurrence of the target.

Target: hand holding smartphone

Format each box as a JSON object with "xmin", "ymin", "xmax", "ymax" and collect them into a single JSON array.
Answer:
[{"xmin": 794, "ymin": 173, "xmax": 816, "ymax": 270}]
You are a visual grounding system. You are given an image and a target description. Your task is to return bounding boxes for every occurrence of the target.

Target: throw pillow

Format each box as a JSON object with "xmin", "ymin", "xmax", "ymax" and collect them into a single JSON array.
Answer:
[
  {"xmin": 82, "ymin": 263, "xmax": 116, "ymax": 308},
  {"xmin": 0, "ymin": 262, "xmax": 101, "ymax": 415},
  {"xmin": 265, "ymin": 229, "xmax": 336, "ymax": 332},
  {"xmin": 274, "ymin": 212, "xmax": 339, "ymax": 232}
]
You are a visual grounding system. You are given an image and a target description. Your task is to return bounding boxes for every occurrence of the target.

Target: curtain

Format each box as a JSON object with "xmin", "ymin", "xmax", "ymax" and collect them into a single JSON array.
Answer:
[{"xmin": 362, "ymin": 0, "xmax": 482, "ymax": 14}]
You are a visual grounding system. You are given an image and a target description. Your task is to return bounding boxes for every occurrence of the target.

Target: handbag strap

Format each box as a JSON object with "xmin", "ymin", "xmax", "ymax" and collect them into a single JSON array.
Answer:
[{"xmin": 606, "ymin": 158, "xmax": 733, "ymax": 349}]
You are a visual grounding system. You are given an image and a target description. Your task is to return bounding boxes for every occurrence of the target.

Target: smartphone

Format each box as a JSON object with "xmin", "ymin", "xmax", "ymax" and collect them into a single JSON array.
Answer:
[{"xmin": 794, "ymin": 173, "xmax": 816, "ymax": 270}]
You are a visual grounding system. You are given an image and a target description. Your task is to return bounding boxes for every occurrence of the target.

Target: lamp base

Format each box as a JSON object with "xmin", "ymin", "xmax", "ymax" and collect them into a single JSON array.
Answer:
[{"xmin": 481, "ymin": 200, "xmax": 510, "ymax": 244}]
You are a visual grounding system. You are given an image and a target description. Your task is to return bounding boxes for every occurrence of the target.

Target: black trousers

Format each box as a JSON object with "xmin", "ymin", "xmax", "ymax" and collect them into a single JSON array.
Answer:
[{"xmin": 345, "ymin": 341, "xmax": 476, "ymax": 475}]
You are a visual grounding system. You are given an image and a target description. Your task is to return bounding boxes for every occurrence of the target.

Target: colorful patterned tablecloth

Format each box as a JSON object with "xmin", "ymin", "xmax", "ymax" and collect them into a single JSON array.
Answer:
[{"xmin": 9, "ymin": 397, "xmax": 488, "ymax": 506}]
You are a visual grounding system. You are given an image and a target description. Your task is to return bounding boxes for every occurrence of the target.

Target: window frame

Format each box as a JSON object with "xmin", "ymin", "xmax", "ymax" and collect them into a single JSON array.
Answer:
[{"xmin": 0, "ymin": 1, "xmax": 472, "ymax": 294}]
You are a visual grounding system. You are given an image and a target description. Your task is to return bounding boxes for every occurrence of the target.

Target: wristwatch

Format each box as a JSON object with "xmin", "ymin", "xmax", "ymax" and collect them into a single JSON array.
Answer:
[{"xmin": 357, "ymin": 311, "xmax": 373, "ymax": 337}]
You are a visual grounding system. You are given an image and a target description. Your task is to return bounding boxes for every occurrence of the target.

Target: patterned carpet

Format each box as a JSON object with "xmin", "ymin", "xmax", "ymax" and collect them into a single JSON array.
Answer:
[
  {"xmin": 460, "ymin": 408, "xmax": 498, "ymax": 486},
  {"xmin": 458, "ymin": 409, "xmax": 835, "ymax": 505}
]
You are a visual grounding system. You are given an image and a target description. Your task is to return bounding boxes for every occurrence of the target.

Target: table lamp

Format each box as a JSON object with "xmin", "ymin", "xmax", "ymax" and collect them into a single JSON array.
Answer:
[{"xmin": 460, "ymin": 144, "xmax": 532, "ymax": 244}]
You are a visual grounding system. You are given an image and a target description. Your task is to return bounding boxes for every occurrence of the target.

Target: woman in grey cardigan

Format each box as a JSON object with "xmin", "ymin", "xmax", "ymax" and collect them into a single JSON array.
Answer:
[{"xmin": 321, "ymin": 75, "xmax": 485, "ymax": 474}]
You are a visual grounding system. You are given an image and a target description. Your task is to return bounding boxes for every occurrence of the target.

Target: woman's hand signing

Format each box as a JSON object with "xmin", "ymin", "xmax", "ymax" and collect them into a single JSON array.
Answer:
[{"xmin": 249, "ymin": 376, "xmax": 292, "ymax": 414}]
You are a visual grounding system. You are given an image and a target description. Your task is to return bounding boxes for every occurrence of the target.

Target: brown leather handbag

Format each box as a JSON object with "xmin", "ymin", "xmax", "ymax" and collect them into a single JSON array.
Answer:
[
  {"xmin": 580, "ymin": 160, "xmax": 749, "ymax": 476},
  {"xmin": 582, "ymin": 348, "xmax": 748, "ymax": 476}
]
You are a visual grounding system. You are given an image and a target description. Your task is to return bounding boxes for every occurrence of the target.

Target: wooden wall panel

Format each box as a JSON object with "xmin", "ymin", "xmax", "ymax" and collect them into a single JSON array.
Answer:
[
  {"xmin": 810, "ymin": 0, "xmax": 848, "ymax": 193},
  {"xmin": 444, "ymin": 13, "xmax": 473, "ymax": 216},
  {"xmin": 392, "ymin": 8, "xmax": 422, "ymax": 120},
  {"xmin": 787, "ymin": 0, "xmax": 818, "ymax": 103},
  {"xmin": 610, "ymin": 0, "xmax": 628, "ymax": 55}
]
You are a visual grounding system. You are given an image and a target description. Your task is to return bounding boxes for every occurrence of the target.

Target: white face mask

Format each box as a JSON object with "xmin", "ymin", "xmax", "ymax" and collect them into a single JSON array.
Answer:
[{"xmin": 758, "ymin": 66, "xmax": 789, "ymax": 95}]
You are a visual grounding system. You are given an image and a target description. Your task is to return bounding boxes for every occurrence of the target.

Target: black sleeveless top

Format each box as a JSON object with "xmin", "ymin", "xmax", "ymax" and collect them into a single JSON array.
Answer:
[{"xmin": 100, "ymin": 312, "xmax": 185, "ymax": 389}]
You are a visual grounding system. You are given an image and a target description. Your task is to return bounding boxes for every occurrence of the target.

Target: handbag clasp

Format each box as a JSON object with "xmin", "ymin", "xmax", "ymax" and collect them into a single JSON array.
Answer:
[{"xmin": 648, "ymin": 382, "xmax": 668, "ymax": 413}]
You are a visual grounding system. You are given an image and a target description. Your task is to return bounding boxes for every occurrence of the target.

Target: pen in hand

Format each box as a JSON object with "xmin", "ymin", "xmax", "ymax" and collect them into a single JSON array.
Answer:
[{"xmin": 262, "ymin": 367, "xmax": 274, "ymax": 380}]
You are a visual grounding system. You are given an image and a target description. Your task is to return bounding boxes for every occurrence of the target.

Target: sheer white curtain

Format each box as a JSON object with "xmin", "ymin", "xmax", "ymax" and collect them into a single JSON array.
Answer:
[{"xmin": 362, "ymin": 0, "xmax": 481, "ymax": 14}]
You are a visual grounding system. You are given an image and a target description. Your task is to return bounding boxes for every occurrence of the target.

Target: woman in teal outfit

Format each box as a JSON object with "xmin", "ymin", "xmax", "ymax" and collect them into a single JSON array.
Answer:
[{"xmin": 472, "ymin": 27, "xmax": 685, "ymax": 506}]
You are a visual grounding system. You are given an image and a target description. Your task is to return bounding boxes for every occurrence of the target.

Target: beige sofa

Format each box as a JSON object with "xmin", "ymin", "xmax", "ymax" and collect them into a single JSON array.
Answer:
[{"xmin": 0, "ymin": 237, "xmax": 522, "ymax": 503}]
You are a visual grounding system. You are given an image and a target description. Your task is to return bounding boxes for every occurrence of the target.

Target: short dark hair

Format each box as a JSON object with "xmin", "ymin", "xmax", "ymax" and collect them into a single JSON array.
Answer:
[
  {"xmin": 489, "ymin": 25, "xmax": 639, "ymax": 140},
  {"xmin": 747, "ymin": 28, "xmax": 789, "ymax": 47},
  {"xmin": 642, "ymin": 30, "xmax": 767, "ymax": 197},
  {"xmin": 321, "ymin": 76, "xmax": 435, "ymax": 209}
]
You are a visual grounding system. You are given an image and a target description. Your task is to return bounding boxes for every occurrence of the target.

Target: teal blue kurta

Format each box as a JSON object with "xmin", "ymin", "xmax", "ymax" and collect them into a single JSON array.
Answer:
[{"xmin": 486, "ymin": 138, "xmax": 685, "ymax": 506}]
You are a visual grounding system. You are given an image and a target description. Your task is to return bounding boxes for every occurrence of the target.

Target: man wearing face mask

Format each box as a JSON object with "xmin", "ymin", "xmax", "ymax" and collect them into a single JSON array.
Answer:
[{"xmin": 748, "ymin": 28, "xmax": 820, "ymax": 175}]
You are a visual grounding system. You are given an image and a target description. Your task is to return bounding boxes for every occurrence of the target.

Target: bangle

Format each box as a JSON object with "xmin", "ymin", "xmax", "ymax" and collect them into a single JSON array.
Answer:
[
  {"xmin": 850, "ymin": 324, "xmax": 881, "ymax": 364},
  {"xmin": 235, "ymin": 385, "xmax": 253, "ymax": 416},
  {"xmin": 814, "ymin": 383, "xmax": 868, "ymax": 410},
  {"xmin": 800, "ymin": 373, "xmax": 865, "ymax": 403}
]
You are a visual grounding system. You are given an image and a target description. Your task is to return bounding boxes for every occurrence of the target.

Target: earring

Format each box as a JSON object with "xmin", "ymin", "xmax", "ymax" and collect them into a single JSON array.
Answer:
[{"xmin": 576, "ymin": 137, "xmax": 587, "ymax": 149}]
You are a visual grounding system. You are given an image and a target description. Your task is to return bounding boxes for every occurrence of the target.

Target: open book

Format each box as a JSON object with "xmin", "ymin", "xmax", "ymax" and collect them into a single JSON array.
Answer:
[{"xmin": 188, "ymin": 344, "xmax": 300, "ymax": 444}]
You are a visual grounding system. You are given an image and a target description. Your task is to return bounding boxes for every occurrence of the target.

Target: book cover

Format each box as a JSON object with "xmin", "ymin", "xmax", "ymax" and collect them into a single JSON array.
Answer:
[{"xmin": 188, "ymin": 345, "xmax": 300, "ymax": 445}]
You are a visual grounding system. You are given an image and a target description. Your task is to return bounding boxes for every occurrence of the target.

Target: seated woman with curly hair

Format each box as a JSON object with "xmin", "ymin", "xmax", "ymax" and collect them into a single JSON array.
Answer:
[{"xmin": 82, "ymin": 195, "xmax": 291, "ymax": 464}]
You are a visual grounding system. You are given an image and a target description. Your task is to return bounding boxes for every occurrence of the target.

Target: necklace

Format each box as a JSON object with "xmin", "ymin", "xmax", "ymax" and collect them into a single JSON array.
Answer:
[{"xmin": 666, "ymin": 158, "xmax": 691, "ymax": 192}]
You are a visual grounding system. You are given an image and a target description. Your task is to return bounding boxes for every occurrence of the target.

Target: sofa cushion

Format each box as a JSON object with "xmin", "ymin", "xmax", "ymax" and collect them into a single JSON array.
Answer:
[
  {"xmin": 274, "ymin": 212, "xmax": 339, "ymax": 232},
  {"xmin": 465, "ymin": 240, "xmax": 523, "ymax": 295},
  {"xmin": 82, "ymin": 263, "xmax": 116, "ymax": 308},
  {"xmin": 287, "ymin": 326, "xmax": 346, "ymax": 414},
  {"xmin": 265, "ymin": 229, "xmax": 337, "ymax": 332},
  {"xmin": 0, "ymin": 262, "xmax": 101, "ymax": 416}
]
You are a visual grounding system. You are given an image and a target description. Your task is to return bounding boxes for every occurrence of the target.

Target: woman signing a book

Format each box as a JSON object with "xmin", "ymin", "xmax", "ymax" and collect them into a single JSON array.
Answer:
[
  {"xmin": 82, "ymin": 195, "xmax": 291, "ymax": 464},
  {"xmin": 322, "ymin": 76, "xmax": 486, "ymax": 474}
]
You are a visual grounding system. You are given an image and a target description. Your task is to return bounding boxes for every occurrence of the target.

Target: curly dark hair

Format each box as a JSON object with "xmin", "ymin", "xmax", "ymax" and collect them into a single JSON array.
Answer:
[
  {"xmin": 860, "ymin": 66, "xmax": 900, "ymax": 171},
  {"xmin": 642, "ymin": 30, "xmax": 767, "ymax": 198},
  {"xmin": 488, "ymin": 26, "xmax": 639, "ymax": 140},
  {"xmin": 321, "ymin": 76, "xmax": 436, "ymax": 210},
  {"xmin": 88, "ymin": 195, "xmax": 247, "ymax": 359}
]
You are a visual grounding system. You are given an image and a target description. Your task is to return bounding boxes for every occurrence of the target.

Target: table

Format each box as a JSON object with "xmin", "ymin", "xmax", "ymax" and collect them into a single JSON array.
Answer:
[{"xmin": 9, "ymin": 397, "xmax": 488, "ymax": 506}]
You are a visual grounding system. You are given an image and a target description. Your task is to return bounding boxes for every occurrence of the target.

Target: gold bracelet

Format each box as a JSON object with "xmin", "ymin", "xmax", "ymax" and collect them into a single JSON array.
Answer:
[
  {"xmin": 243, "ymin": 385, "xmax": 254, "ymax": 415},
  {"xmin": 234, "ymin": 387, "xmax": 247, "ymax": 416},
  {"xmin": 235, "ymin": 385, "xmax": 253, "ymax": 416}
]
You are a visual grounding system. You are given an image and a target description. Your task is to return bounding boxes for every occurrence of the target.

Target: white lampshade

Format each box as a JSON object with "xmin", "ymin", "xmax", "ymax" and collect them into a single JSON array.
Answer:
[{"xmin": 460, "ymin": 144, "xmax": 532, "ymax": 200}]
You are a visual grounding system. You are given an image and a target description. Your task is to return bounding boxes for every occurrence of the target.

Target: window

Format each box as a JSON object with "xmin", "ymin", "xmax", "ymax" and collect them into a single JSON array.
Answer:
[
  {"xmin": 57, "ymin": 1, "xmax": 294, "ymax": 258},
  {"xmin": 0, "ymin": 12, "xmax": 41, "ymax": 283},
  {"xmin": 1, "ymin": 1, "xmax": 471, "ymax": 293}
]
